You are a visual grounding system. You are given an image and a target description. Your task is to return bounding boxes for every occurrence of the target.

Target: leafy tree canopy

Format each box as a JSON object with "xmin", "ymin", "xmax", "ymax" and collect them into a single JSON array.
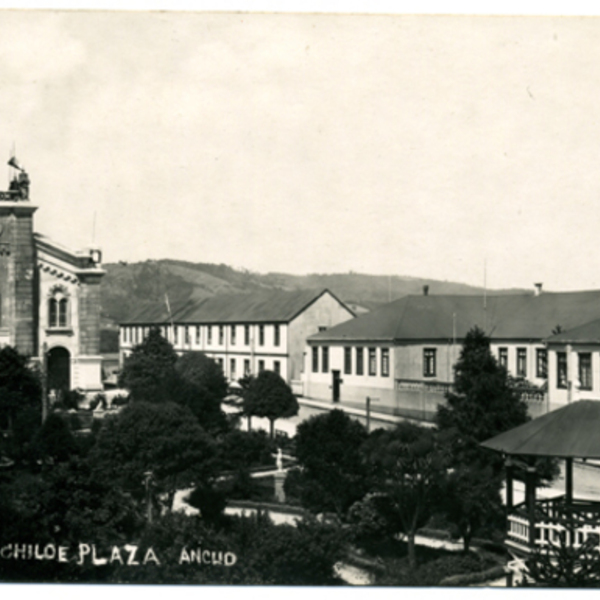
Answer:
[
  {"xmin": 244, "ymin": 370, "xmax": 298, "ymax": 438},
  {"xmin": 294, "ymin": 409, "xmax": 369, "ymax": 517},
  {"xmin": 90, "ymin": 401, "xmax": 218, "ymax": 511},
  {"xmin": 117, "ymin": 327, "xmax": 178, "ymax": 402}
]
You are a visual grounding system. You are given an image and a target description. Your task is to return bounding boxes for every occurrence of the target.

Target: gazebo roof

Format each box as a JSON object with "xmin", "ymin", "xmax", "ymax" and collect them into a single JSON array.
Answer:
[{"xmin": 481, "ymin": 400, "xmax": 600, "ymax": 458}]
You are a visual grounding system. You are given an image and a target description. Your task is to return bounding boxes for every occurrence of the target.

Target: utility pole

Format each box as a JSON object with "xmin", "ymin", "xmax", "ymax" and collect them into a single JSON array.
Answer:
[{"xmin": 366, "ymin": 396, "xmax": 379, "ymax": 432}]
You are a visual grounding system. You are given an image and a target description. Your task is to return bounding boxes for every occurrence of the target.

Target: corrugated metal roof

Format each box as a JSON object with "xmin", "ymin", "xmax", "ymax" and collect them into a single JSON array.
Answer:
[
  {"xmin": 481, "ymin": 400, "xmax": 600, "ymax": 458},
  {"xmin": 122, "ymin": 288, "xmax": 348, "ymax": 325},
  {"xmin": 308, "ymin": 290, "xmax": 600, "ymax": 343}
]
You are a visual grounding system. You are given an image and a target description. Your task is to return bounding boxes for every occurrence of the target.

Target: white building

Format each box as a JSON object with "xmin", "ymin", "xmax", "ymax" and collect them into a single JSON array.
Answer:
[
  {"xmin": 303, "ymin": 288, "xmax": 600, "ymax": 422},
  {"xmin": 120, "ymin": 288, "xmax": 354, "ymax": 388}
]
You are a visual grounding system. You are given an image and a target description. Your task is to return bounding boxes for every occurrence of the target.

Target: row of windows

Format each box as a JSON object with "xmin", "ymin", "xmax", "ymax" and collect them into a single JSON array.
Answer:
[
  {"xmin": 312, "ymin": 346, "xmax": 390, "ymax": 377},
  {"xmin": 556, "ymin": 351, "xmax": 593, "ymax": 390},
  {"xmin": 215, "ymin": 357, "xmax": 281, "ymax": 379},
  {"xmin": 122, "ymin": 324, "xmax": 282, "ymax": 347},
  {"xmin": 497, "ymin": 347, "xmax": 548, "ymax": 379}
]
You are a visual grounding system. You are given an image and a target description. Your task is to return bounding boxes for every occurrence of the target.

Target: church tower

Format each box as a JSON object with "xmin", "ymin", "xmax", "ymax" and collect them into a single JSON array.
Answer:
[{"xmin": 0, "ymin": 165, "xmax": 37, "ymax": 356}]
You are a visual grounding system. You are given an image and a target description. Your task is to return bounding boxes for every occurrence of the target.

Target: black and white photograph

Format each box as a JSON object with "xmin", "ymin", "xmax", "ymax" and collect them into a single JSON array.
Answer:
[{"xmin": 2, "ymin": 3, "xmax": 600, "ymax": 591}]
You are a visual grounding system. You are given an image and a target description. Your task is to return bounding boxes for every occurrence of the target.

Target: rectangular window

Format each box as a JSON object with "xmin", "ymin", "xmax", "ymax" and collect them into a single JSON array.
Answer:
[
  {"xmin": 258, "ymin": 359, "xmax": 265, "ymax": 372},
  {"xmin": 381, "ymin": 348, "xmax": 390, "ymax": 377},
  {"xmin": 244, "ymin": 325, "xmax": 250, "ymax": 345},
  {"xmin": 423, "ymin": 348, "xmax": 436, "ymax": 377},
  {"xmin": 274, "ymin": 361, "xmax": 280, "ymax": 376},
  {"xmin": 356, "ymin": 347, "xmax": 364, "ymax": 376},
  {"xmin": 195, "ymin": 326, "xmax": 201, "ymax": 344},
  {"xmin": 368, "ymin": 348, "xmax": 377, "ymax": 376},
  {"xmin": 184, "ymin": 326, "xmax": 190, "ymax": 345},
  {"xmin": 259, "ymin": 325, "xmax": 265, "ymax": 346},
  {"xmin": 557, "ymin": 352, "xmax": 568, "ymax": 389},
  {"xmin": 274, "ymin": 324, "xmax": 280, "ymax": 347},
  {"xmin": 344, "ymin": 347, "xmax": 352, "ymax": 375},
  {"xmin": 312, "ymin": 346, "xmax": 319, "ymax": 373},
  {"xmin": 536, "ymin": 349, "xmax": 548, "ymax": 379},
  {"xmin": 173, "ymin": 326, "xmax": 178, "ymax": 345},
  {"xmin": 322, "ymin": 346, "xmax": 329, "ymax": 373},
  {"xmin": 207, "ymin": 326, "xmax": 212, "ymax": 345},
  {"xmin": 219, "ymin": 325, "xmax": 224, "ymax": 345},
  {"xmin": 517, "ymin": 348, "xmax": 527, "ymax": 378},
  {"xmin": 231, "ymin": 325, "xmax": 236, "ymax": 346},
  {"xmin": 216, "ymin": 358, "xmax": 223, "ymax": 371},
  {"xmin": 230, "ymin": 358, "xmax": 236, "ymax": 380},
  {"xmin": 579, "ymin": 353, "xmax": 592, "ymax": 390},
  {"xmin": 498, "ymin": 347, "xmax": 508, "ymax": 369},
  {"xmin": 244, "ymin": 359, "xmax": 251, "ymax": 376}
]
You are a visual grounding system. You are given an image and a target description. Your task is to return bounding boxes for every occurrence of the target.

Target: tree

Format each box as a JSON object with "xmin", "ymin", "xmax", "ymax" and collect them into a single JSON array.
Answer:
[
  {"xmin": 118, "ymin": 327, "xmax": 178, "ymax": 402},
  {"xmin": 437, "ymin": 326, "xmax": 529, "ymax": 471},
  {"xmin": 243, "ymin": 370, "xmax": 298, "ymax": 438},
  {"xmin": 33, "ymin": 412, "xmax": 78, "ymax": 463},
  {"xmin": 0, "ymin": 345, "xmax": 41, "ymax": 430},
  {"xmin": 442, "ymin": 464, "xmax": 503, "ymax": 552},
  {"xmin": 173, "ymin": 351, "xmax": 228, "ymax": 433},
  {"xmin": 90, "ymin": 401, "xmax": 218, "ymax": 511},
  {"xmin": 294, "ymin": 409, "xmax": 369, "ymax": 517},
  {"xmin": 358, "ymin": 423, "xmax": 447, "ymax": 569}
]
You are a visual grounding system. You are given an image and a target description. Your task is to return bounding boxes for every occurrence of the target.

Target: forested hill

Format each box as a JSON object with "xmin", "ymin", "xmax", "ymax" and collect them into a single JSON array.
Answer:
[{"xmin": 100, "ymin": 259, "xmax": 530, "ymax": 327}]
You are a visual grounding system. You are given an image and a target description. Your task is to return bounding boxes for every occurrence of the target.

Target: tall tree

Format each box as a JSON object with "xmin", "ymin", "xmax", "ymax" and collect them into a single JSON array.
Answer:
[
  {"xmin": 294, "ymin": 409, "xmax": 369, "ymax": 517},
  {"xmin": 91, "ymin": 401, "xmax": 218, "ymax": 512},
  {"xmin": 244, "ymin": 370, "xmax": 298, "ymax": 439},
  {"xmin": 437, "ymin": 326, "xmax": 529, "ymax": 470},
  {"xmin": 118, "ymin": 327, "xmax": 178, "ymax": 402},
  {"xmin": 358, "ymin": 423, "xmax": 447, "ymax": 569},
  {"xmin": 173, "ymin": 351, "xmax": 228, "ymax": 433}
]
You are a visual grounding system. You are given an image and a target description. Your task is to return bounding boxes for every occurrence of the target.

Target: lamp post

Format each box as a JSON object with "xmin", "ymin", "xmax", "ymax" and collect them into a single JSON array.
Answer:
[
  {"xmin": 144, "ymin": 470, "xmax": 154, "ymax": 524},
  {"xmin": 41, "ymin": 342, "xmax": 49, "ymax": 422}
]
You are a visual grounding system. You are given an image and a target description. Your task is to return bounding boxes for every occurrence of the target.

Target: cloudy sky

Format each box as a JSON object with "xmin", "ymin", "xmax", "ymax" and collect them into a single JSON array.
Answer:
[{"xmin": 2, "ymin": 8, "xmax": 600, "ymax": 291}]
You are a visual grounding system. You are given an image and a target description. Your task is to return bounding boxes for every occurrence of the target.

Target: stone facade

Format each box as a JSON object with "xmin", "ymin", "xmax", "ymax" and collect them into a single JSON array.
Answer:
[{"xmin": 0, "ymin": 168, "xmax": 105, "ymax": 393}]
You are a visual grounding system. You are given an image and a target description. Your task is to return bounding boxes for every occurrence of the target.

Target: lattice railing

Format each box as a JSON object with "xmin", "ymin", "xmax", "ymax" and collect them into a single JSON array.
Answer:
[{"xmin": 507, "ymin": 497, "xmax": 600, "ymax": 554}]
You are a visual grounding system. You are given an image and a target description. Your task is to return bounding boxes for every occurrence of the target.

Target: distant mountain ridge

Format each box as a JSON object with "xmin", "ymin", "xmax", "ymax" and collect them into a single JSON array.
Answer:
[{"xmin": 100, "ymin": 259, "xmax": 531, "ymax": 328}]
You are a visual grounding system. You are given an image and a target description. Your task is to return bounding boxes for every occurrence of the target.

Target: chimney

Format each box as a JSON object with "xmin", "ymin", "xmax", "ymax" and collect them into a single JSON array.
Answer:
[
  {"xmin": 534, "ymin": 283, "xmax": 543, "ymax": 297},
  {"xmin": 423, "ymin": 285, "xmax": 429, "ymax": 296}
]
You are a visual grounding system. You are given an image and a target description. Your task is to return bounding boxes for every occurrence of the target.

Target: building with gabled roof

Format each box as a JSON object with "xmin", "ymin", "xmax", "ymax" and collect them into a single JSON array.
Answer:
[
  {"xmin": 120, "ymin": 288, "xmax": 355, "ymax": 386},
  {"xmin": 303, "ymin": 287, "xmax": 600, "ymax": 422}
]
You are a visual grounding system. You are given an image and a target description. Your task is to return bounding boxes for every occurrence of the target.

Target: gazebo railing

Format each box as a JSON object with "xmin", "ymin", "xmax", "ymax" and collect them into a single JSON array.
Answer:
[{"xmin": 507, "ymin": 496, "xmax": 600, "ymax": 555}]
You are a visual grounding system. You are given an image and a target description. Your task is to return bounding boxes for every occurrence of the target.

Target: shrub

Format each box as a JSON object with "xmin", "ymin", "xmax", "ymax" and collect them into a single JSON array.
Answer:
[{"xmin": 110, "ymin": 394, "xmax": 129, "ymax": 407}]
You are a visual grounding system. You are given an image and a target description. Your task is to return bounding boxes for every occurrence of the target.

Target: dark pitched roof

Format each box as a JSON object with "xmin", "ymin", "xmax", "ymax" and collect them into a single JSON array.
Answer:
[
  {"xmin": 481, "ymin": 400, "xmax": 600, "ymax": 458},
  {"xmin": 545, "ymin": 318, "xmax": 600, "ymax": 344},
  {"xmin": 122, "ymin": 289, "xmax": 350, "ymax": 325},
  {"xmin": 308, "ymin": 290, "xmax": 600, "ymax": 343}
]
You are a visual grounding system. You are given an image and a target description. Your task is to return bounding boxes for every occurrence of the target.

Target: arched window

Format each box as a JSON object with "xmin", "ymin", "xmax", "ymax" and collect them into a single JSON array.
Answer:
[{"xmin": 48, "ymin": 286, "xmax": 70, "ymax": 328}]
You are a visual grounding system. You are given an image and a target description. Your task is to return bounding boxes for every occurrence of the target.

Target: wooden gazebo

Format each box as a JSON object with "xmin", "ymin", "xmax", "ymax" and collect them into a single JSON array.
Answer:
[{"xmin": 482, "ymin": 400, "xmax": 600, "ymax": 561}]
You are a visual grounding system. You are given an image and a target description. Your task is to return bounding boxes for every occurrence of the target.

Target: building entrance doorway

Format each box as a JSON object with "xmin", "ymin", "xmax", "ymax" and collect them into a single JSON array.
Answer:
[
  {"xmin": 332, "ymin": 370, "xmax": 341, "ymax": 403},
  {"xmin": 47, "ymin": 346, "xmax": 71, "ymax": 396}
]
